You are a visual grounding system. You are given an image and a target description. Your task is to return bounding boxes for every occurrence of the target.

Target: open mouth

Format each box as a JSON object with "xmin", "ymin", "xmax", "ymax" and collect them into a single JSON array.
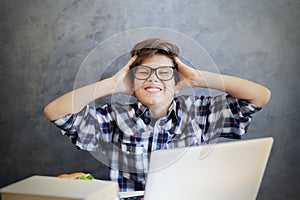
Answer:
[{"xmin": 144, "ymin": 86, "xmax": 163, "ymax": 93}]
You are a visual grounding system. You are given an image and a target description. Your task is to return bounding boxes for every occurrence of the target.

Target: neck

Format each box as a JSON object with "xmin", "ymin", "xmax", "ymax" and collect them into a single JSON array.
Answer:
[{"xmin": 148, "ymin": 101, "xmax": 172, "ymax": 118}]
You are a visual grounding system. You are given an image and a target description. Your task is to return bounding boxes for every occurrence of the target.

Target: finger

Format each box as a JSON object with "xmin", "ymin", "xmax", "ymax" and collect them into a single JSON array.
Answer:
[
  {"xmin": 174, "ymin": 57, "xmax": 182, "ymax": 66},
  {"xmin": 174, "ymin": 57, "xmax": 187, "ymax": 71},
  {"xmin": 124, "ymin": 55, "xmax": 138, "ymax": 69}
]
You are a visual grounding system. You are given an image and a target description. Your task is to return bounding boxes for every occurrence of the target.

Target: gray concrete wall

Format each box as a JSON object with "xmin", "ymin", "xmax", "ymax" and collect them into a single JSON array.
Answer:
[{"xmin": 0, "ymin": 0, "xmax": 299, "ymax": 199}]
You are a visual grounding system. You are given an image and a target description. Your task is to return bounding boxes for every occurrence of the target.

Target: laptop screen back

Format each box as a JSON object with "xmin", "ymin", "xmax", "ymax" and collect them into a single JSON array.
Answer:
[{"xmin": 144, "ymin": 137, "xmax": 273, "ymax": 200}]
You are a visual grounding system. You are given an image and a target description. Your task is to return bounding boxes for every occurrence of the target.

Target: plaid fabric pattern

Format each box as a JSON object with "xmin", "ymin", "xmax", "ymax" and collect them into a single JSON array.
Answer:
[{"xmin": 53, "ymin": 95, "xmax": 261, "ymax": 192}]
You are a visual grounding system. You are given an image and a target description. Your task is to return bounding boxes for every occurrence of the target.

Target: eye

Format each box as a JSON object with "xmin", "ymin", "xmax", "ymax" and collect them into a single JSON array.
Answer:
[
  {"xmin": 136, "ymin": 69, "xmax": 149, "ymax": 74},
  {"xmin": 158, "ymin": 68, "xmax": 172, "ymax": 75},
  {"xmin": 159, "ymin": 70, "xmax": 170, "ymax": 74},
  {"xmin": 135, "ymin": 66, "xmax": 150, "ymax": 76}
]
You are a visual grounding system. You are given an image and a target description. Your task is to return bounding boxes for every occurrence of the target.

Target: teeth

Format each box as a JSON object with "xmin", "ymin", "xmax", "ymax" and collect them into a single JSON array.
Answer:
[{"xmin": 145, "ymin": 88, "xmax": 161, "ymax": 92}]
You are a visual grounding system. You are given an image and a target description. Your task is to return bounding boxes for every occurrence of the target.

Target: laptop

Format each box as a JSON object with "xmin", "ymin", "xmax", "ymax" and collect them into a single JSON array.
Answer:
[{"xmin": 142, "ymin": 137, "xmax": 274, "ymax": 200}]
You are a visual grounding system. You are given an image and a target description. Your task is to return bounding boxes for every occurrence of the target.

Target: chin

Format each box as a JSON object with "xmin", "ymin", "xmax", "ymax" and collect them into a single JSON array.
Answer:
[
  {"xmin": 135, "ymin": 91, "xmax": 174, "ymax": 108},
  {"xmin": 141, "ymin": 99, "xmax": 160, "ymax": 107}
]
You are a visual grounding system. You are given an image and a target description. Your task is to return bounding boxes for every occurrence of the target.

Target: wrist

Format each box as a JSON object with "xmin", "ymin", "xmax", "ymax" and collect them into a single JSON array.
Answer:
[
  {"xmin": 94, "ymin": 78, "xmax": 116, "ymax": 98},
  {"xmin": 197, "ymin": 71, "xmax": 225, "ymax": 91},
  {"xmin": 195, "ymin": 70, "xmax": 209, "ymax": 88}
]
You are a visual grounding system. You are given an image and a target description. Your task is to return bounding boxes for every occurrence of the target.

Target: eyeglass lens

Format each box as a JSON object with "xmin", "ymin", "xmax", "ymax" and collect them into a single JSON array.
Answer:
[{"xmin": 134, "ymin": 66, "xmax": 174, "ymax": 81}]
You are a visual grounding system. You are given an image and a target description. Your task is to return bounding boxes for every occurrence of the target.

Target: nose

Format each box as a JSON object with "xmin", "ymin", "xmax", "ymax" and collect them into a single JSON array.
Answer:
[{"xmin": 147, "ymin": 71, "xmax": 159, "ymax": 82}]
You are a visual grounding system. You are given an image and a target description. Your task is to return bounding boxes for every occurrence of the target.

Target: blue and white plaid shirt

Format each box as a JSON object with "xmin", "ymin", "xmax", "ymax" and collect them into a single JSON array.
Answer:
[{"xmin": 53, "ymin": 95, "xmax": 261, "ymax": 192}]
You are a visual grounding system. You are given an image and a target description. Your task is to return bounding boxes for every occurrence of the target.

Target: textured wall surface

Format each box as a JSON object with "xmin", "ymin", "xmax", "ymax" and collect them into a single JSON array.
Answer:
[{"xmin": 0, "ymin": 0, "xmax": 299, "ymax": 199}]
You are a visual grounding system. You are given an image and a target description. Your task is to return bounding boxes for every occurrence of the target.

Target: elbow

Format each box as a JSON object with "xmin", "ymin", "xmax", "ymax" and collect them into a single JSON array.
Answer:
[
  {"xmin": 261, "ymin": 87, "xmax": 271, "ymax": 106},
  {"xmin": 254, "ymin": 87, "xmax": 271, "ymax": 107},
  {"xmin": 44, "ymin": 103, "xmax": 57, "ymax": 121},
  {"xmin": 264, "ymin": 87, "xmax": 271, "ymax": 105},
  {"xmin": 44, "ymin": 105, "xmax": 51, "ymax": 120}
]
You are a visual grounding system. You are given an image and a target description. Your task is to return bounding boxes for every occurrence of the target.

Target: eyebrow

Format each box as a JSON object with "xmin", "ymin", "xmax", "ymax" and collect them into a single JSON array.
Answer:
[{"xmin": 138, "ymin": 65, "xmax": 174, "ymax": 68}]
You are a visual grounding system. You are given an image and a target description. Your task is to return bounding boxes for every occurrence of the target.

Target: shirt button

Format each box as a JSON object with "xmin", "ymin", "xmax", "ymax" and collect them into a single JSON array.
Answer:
[
  {"xmin": 127, "ymin": 151, "xmax": 131, "ymax": 155},
  {"xmin": 145, "ymin": 110, "xmax": 150, "ymax": 117}
]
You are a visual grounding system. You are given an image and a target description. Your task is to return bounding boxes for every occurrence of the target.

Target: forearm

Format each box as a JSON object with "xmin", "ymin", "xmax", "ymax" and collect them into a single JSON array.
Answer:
[
  {"xmin": 44, "ymin": 77, "xmax": 115, "ymax": 121},
  {"xmin": 198, "ymin": 71, "xmax": 271, "ymax": 107}
]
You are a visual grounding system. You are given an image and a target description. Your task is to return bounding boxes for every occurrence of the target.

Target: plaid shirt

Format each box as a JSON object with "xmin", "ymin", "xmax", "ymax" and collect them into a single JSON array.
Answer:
[{"xmin": 53, "ymin": 95, "xmax": 261, "ymax": 192}]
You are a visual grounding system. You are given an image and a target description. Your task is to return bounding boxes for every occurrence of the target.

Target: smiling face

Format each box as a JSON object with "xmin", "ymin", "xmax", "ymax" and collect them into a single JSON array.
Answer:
[{"xmin": 133, "ymin": 54, "xmax": 176, "ymax": 110}]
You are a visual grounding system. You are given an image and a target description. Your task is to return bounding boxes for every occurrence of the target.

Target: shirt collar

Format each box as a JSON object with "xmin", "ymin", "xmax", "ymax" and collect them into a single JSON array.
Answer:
[{"xmin": 166, "ymin": 100, "xmax": 179, "ymax": 122}]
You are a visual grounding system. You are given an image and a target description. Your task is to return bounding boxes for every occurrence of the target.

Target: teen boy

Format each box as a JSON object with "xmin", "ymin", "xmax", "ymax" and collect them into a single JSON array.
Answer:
[{"xmin": 44, "ymin": 38, "xmax": 271, "ymax": 193}]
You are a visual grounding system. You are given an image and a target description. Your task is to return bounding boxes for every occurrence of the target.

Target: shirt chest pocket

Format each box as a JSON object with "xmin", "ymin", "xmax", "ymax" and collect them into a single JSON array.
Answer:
[
  {"xmin": 165, "ymin": 120, "xmax": 201, "ymax": 148},
  {"xmin": 120, "ymin": 142, "xmax": 145, "ymax": 155},
  {"xmin": 118, "ymin": 142, "xmax": 148, "ymax": 174}
]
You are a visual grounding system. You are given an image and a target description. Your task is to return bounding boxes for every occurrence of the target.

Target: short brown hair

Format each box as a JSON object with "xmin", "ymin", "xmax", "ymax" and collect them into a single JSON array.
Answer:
[{"xmin": 129, "ymin": 38, "xmax": 180, "ymax": 82}]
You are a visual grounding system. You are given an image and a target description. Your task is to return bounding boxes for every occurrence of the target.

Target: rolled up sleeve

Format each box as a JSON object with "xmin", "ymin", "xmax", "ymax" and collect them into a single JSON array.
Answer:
[
  {"xmin": 224, "ymin": 95, "xmax": 261, "ymax": 137},
  {"xmin": 52, "ymin": 105, "xmax": 114, "ymax": 151},
  {"xmin": 206, "ymin": 95, "xmax": 261, "ymax": 140}
]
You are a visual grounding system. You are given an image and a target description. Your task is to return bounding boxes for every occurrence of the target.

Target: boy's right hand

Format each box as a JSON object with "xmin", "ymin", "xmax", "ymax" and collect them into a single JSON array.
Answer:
[{"xmin": 111, "ymin": 55, "xmax": 137, "ymax": 95}]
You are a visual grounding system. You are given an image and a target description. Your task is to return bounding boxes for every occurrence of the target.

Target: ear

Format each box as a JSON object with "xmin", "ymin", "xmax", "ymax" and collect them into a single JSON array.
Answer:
[
  {"xmin": 132, "ymin": 91, "xmax": 136, "ymax": 97},
  {"xmin": 131, "ymin": 82, "xmax": 137, "ymax": 97}
]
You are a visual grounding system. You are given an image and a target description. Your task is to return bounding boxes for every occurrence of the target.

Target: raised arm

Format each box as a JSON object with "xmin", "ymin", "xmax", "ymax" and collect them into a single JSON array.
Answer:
[
  {"xmin": 44, "ymin": 56, "xmax": 137, "ymax": 121},
  {"xmin": 174, "ymin": 57, "xmax": 271, "ymax": 107}
]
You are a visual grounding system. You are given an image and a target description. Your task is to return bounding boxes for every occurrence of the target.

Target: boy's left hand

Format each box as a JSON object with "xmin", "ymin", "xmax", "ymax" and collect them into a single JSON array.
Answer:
[{"xmin": 174, "ymin": 57, "xmax": 205, "ymax": 91}]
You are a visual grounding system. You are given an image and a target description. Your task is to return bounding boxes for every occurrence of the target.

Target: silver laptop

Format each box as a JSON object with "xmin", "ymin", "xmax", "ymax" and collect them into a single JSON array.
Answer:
[{"xmin": 143, "ymin": 137, "xmax": 273, "ymax": 200}]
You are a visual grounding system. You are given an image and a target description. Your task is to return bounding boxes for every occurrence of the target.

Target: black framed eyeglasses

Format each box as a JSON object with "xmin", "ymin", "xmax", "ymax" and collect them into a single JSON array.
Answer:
[{"xmin": 133, "ymin": 65, "xmax": 176, "ymax": 81}]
